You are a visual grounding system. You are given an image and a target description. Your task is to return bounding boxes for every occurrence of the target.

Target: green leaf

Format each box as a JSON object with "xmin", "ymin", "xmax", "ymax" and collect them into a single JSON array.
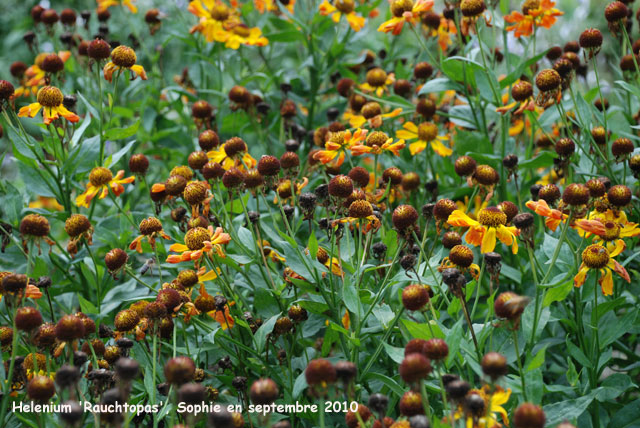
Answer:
[
  {"xmin": 382, "ymin": 342, "xmax": 405, "ymax": 364},
  {"xmin": 517, "ymin": 151, "xmax": 557, "ymax": 170},
  {"xmin": 78, "ymin": 295, "xmax": 98, "ymax": 315},
  {"xmin": 254, "ymin": 315, "xmax": 278, "ymax": 352},
  {"xmin": 566, "ymin": 338, "xmax": 593, "ymax": 369},
  {"xmin": 342, "ymin": 282, "xmax": 361, "ymax": 318},
  {"xmin": 543, "ymin": 280, "xmax": 573, "ymax": 306},
  {"xmin": 526, "ymin": 345, "xmax": 547, "ymax": 372},
  {"xmin": 105, "ymin": 119, "xmax": 140, "ymax": 140},
  {"xmin": 608, "ymin": 399, "xmax": 640, "ymax": 428},
  {"xmin": 307, "ymin": 232, "xmax": 318, "ymax": 260},
  {"xmin": 363, "ymin": 372, "xmax": 405, "ymax": 397}
]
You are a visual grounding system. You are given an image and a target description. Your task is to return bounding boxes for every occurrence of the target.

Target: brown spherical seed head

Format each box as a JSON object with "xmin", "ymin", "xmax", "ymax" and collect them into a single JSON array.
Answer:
[
  {"xmin": 202, "ymin": 161, "xmax": 225, "ymax": 180},
  {"xmin": 127, "ymin": 153, "xmax": 149, "ymax": 175},
  {"xmin": 224, "ymin": 137, "xmax": 247, "ymax": 157},
  {"xmin": 535, "ymin": 69, "xmax": 561, "ymax": 92},
  {"xmin": 139, "ymin": 217, "xmax": 163, "ymax": 236},
  {"xmin": 88, "ymin": 168, "xmax": 113, "ymax": 189},
  {"xmin": 620, "ymin": 54, "xmax": 638, "ymax": 71},
  {"xmin": 250, "ymin": 378, "xmax": 279, "ymax": 405},
  {"xmin": 305, "ymin": 358, "xmax": 337, "ymax": 385},
  {"xmin": 380, "ymin": 167, "xmax": 402, "ymax": 186},
  {"xmin": 222, "ymin": 168, "xmax": 244, "ymax": 189},
  {"xmin": 55, "ymin": 315, "xmax": 85, "ymax": 341},
  {"xmin": 521, "ymin": 0, "xmax": 541, "ymax": 14},
  {"xmin": 417, "ymin": 122, "xmax": 438, "ymax": 142},
  {"xmin": 478, "ymin": 207, "xmax": 507, "ymax": 227},
  {"xmin": 194, "ymin": 294, "xmax": 216, "ymax": 313},
  {"xmin": 177, "ymin": 270, "xmax": 198, "ymax": 288},
  {"xmin": 105, "ymin": 248, "xmax": 128, "ymax": 272},
  {"xmin": 40, "ymin": 9, "xmax": 59, "ymax": 25},
  {"xmin": 10, "ymin": 62, "xmax": 27, "ymax": 78},
  {"xmin": 16, "ymin": 306, "xmax": 44, "ymax": 331},
  {"xmin": 366, "ymin": 131, "xmax": 389, "ymax": 148},
  {"xmin": 392, "ymin": 205, "xmax": 419, "ymax": 231},
  {"xmin": 36, "ymin": 86, "xmax": 63, "ymax": 108},
  {"xmin": 198, "ymin": 129, "xmax": 219, "ymax": 150},
  {"xmin": 349, "ymin": 94, "xmax": 367, "ymax": 112},
  {"xmin": 228, "ymin": 85, "xmax": 251, "ymax": 104},
  {"xmin": 424, "ymin": 338, "xmax": 449, "ymax": 361},
  {"xmin": 145, "ymin": 8, "xmax": 161, "ymax": 23},
  {"xmin": 346, "ymin": 166, "xmax": 369, "ymax": 188},
  {"xmin": 605, "ymin": 1, "xmax": 628, "ymax": 22},
  {"xmin": 187, "ymin": 151, "xmax": 208, "ymax": 171},
  {"xmin": 361, "ymin": 102, "xmax": 382, "ymax": 119},
  {"xmin": 280, "ymin": 152, "xmax": 300, "ymax": 170},
  {"xmin": 274, "ymin": 316, "xmax": 293, "ymax": 335},
  {"xmin": 41, "ymin": 54, "xmax": 64, "ymax": 73},
  {"xmin": 481, "ymin": 352, "xmax": 508, "ymax": 379},
  {"xmin": 114, "ymin": 309, "xmax": 140, "ymax": 332},
  {"xmin": 513, "ymin": 213, "xmax": 535, "ymax": 229},
  {"xmin": 399, "ymin": 390, "xmax": 424, "ymax": 416},
  {"xmin": 28, "ymin": 375, "xmax": 56, "ymax": 401},
  {"xmin": 110, "ymin": 45, "xmax": 137, "ymax": 68},
  {"xmin": 591, "ymin": 126, "xmax": 607, "ymax": 145},
  {"xmin": 192, "ymin": 100, "xmax": 213, "ymax": 119},
  {"xmin": 402, "ymin": 172, "xmax": 421, "ymax": 191},
  {"xmin": 414, "ymin": 62, "xmax": 433, "ymax": 79},
  {"xmin": 473, "ymin": 164, "xmax": 499, "ymax": 186},
  {"xmin": 328, "ymin": 175, "xmax": 354, "ymax": 198},
  {"xmin": 612, "ymin": 137, "xmax": 634, "ymax": 157},
  {"xmin": 514, "ymin": 403, "xmax": 546, "ymax": 428},
  {"xmin": 494, "ymin": 292, "xmax": 525, "ymax": 320},
  {"xmin": 454, "ymin": 155, "xmax": 477, "ymax": 177},
  {"xmin": 405, "ymin": 338, "xmax": 429, "ymax": 356},
  {"xmin": 157, "ymin": 288, "xmax": 182, "ymax": 312},
  {"xmin": 498, "ymin": 201, "xmax": 519, "ymax": 223},
  {"xmin": 183, "ymin": 181, "xmax": 208, "ymax": 206},
  {"xmin": 2, "ymin": 273, "xmax": 28, "ymax": 293},
  {"xmin": 337, "ymin": 78, "xmax": 355, "ymax": 97},
  {"xmin": 512, "ymin": 81, "xmax": 533, "ymax": 101},
  {"xmin": 88, "ymin": 38, "xmax": 111, "ymax": 60},
  {"xmin": 538, "ymin": 184, "xmax": 561, "ymax": 204},
  {"xmin": 579, "ymin": 28, "xmax": 603, "ymax": 49},
  {"xmin": 243, "ymin": 169, "xmax": 263, "ymax": 189},
  {"xmin": 20, "ymin": 214, "xmax": 50, "ymax": 237},
  {"xmin": 461, "ymin": 0, "xmax": 486, "ymax": 17},
  {"xmin": 0, "ymin": 80, "xmax": 15, "ymax": 101},
  {"xmin": 585, "ymin": 178, "xmax": 606, "ymax": 198},
  {"xmin": 442, "ymin": 231, "xmax": 462, "ymax": 249},
  {"xmin": 401, "ymin": 284, "xmax": 429, "ymax": 311},
  {"xmin": 562, "ymin": 183, "xmax": 591, "ymax": 206},
  {"xmin": 422, "ymin": 11, "xmax": 441, "ymax": 28},
  {"xmin": 366, "ymin": 68, "xmax": 388, "ymax": 87},
  {"xmin": 630, "ymin": 154, "xmax": 640, "ymax": 172},
  {"xmin": 399, "ymin": 353, "xmax": 432, "ymax": 383},
  {"xmin": 449, "ymin": 245, "xmax": 474, "ymax": 268},
  {"xmin": 64, "ymin": 214, "xmax": 91, "ymax": 238},
  {"xmin": 164, "ymin": 356, "xmax": 196, "ymax": 385},
  {"xmin": 608, "ymin": 184, "xmax": 632, "ymax": 206},
  {"xmin": 31, "ymin": 5, "xmax": 44, "ymax": 22},
  {"xmin": 562, "ymin": 52, "xmax": 580, "ymax": 69},
  {"xmin": 416, "ymin": 98, "xmax": 436, "ymax": 119},
  {"xmin": 555, "ymin": 138, "xmax": 575, "ymax": 157},
  {"xmin": 348, "ymin": 200, "xmax": 374, "ymax": 219},
  {"xmin": 433, "ymin": 199, "xmax": 457, "ymax": 221},
  {"xmin": 257, "ymin": 155, "xmax": 281, "ymax": 176},
  {"xmin": 345, "ymin": 403, "xmax": 372, "ymax": 428},
  {"xmin": 394, "ymin": 79, "xmax": 413, "ymax": 96},
  {"xmin": 0, "ymin": 327, "xmax": 13, "ymax": 347}
]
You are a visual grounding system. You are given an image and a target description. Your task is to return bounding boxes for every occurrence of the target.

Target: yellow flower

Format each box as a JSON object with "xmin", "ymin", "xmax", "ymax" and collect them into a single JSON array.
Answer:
[
  {"xmin": 378, "ymin": 0, "xmax": 434, "ymax": 35},
  {"xmin": 396, "ymin": 121, "xmax": 452, "ymax": 156},
  {"xmin": 448, "ymin": 207, "xmax": 520, "ymax": 254},
  {"xmin": 453, "ymin": 385, "xmax": 511, "ymax": 428},
  {"xmin": 97, "ymin": 0, "xmax": 138, "ymax": 13},
  {"xmin": 167, "ymin": 226, "xmax": 232, "ymax": 264},
  {"xmin": 75, "ymin": 167, "xmax": 135, "ymax": 208},
  {"xmin": 314, "ymin": 129, "xmax": 367, "ymax": 166},
  {"xmin": 319, "ymin": 0, "xmax": 366, "ymax": 32},
  {"xmin": 350, "ymin": 136, "xmax": 405, "ymax": 156},
  {"xmin": 18, "ymin": 86, "xmax": 79, "ymax": 125},
  {"xmin": 103, "ymin": 46, "xmax": 147, "ymax": 82},
  {"xmin": 574, "ymin": 242, "xmax": 630, "ymax": 296},
  {"xmin": 223, "ymin": 23, "xmax": 269, "ymax": 49},
  {"xmin": 574, "ymin": 217, "xmax": 640, "ymax": 253}
]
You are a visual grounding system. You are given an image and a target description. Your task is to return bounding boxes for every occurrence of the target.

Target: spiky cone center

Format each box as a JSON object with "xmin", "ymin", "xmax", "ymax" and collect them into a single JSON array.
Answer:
[
  {"xmin": 27, "ymin": 375, "xmax": 55, "ymax": 401},
  {"xmin": 170, "ymin": 165, "xmax": 194, "ymax": 181},
  {"xmin": 177, "ymin": 270, "xmax": 198, "ymax": 288},
  {"xmin": 424, "ymin": 338, "xmax": 449, "ymax": 360},
  {"xmin": 402, "ymin": 284, "xmax": 429, "ymax": 311},
  {"xmin": 366, "ymin": 131, "xmax": 389, "ymax": 147},
  {"xmin": 433, "ymin": 199, "xmax": 457, "ymax": 221},
  {"xmin": 461, "ymin": 0, "xmax": 485, "ymax": 17},
  {"xmin": 111, "ymin": 45, "xmax": 137, "ymax": 68},
  {"xmin": 20, "ymin": 214, "xmax": 50, "ymax": 237},
  {"xmin": 316, "ymin": 247, "xmax": 330, "ymax": 265},
  {"xmin": 280, "ymin": 152, "xmax": 300, "ymax": 170},
  {"xmin": 88, "ymin": 39, "xmax": 111, "ymax": 60},
  {"xmin": 562, "ymin": 183, "xmax": 590, "ymax": 206},
  {"xmin": 41, "ymin": 54, "xmax": 63, "ymax": 73},
  {"xmin": 538, "ymin": 184, "xmax": 561, "ymax": 203},
  {"xmin": 164, "ymin": 356, "xmax": 196, "ymax": 385},
  {"xmin": 138, "ymin": 217, "xmax": 162, "ymax": 236},
  {"xmin": 513, "ymin": 403, "xmax": 546, "ymax": 428},
  {"xmin": 454, "ymin": 156, "xmax": 477, "ymax": 177},
  {"xmin": 23, "ymin": 353, "xmax": 47, "ymax": 371},
  {"xmin": 55, "ymin": 315, "xmax": 85, "ymax": 341},
  {"xmin": 417, "ymin": 122, "xmax": 438, "ymax": 141},
  {"xmin": 192, "ymin": 101, "xmax": 213, "ymax": 119},
  {"xmin": 199, "ymin": 130, "xmax": 220, "ymax": 150},
  {"xmin": 250, "ymin": 378, "xmax": 280, "ymax": 405},
  {"xmin": 442, "ymin": 231, "xmax": 462, "ymax": 248},
  {"xmin": 16, "ymin": 307, "xmax": 43, "ymax": 331},
  {"xmin": 183, "ymin": 181, "xmax": 208, "ymax": 206},
  {"xmin": 328, "ymin": 175, "xmax": 354, "ymax": 198},
  {"xmin": 449, "ymin": 245, "xmax": 474, "ymax": 268},
  {"xmin": 210, "ymin": 4, "xmax": 230, "ymax": 20},
  {"xmin": 37, "ymin": 86, "xmax": 64, "ymax": 107},
  {"xmin": 195, "ymin": 294, "xmax": 216, "ymax": 313},
  {"xmin": 402, "ymin": 172, "xmax": 420, "ymax": 191},
  {"xmin": 582, "ymin": 244, "xmax": 609, "ymax": 269},
  {"xmin": 536, "ymin": 69, "xmax": 562, "ymax": 92},
  {"xmin": 399, "ymin": 391, "xmax": 423, "ymax": 416},
  {"xmin": 188, "ymin": 151, "xmax": 208, "ymax": 170},
  {"xmin": 555, "ymin": 138, "xmax": 575, "ymax": 156},
  {"xmin": 391, "ymin": 0, "xmax": 414, "ymax": 17},
  {"xmin": 165, "ymin": 175, "xmax": 187, "ymax": 196},
  {"xmin": 366, "ymin": 68, "xmax": 388, "ymax": 87},
  {"xmin": 579, "ymin": 28, "xmax": 603, "ymax": 49},
  {"xmin": 393, "ymin": 205, "xmax": 419, "ymax": 230},
  {"xmin": 362, "ymin": 102, "xmax": 382, "ymax": 119},
  {"xmin": 512, "ymin": 81, "xmax": 533, "ymax": 101},
  {"xmin": 348, "ymin": 200, "xmax": 374, "ymax": 218},
  {"xmin": 478, "ymin": 207, "xmax": 507, "ymax": 227},
  {"xmin": 89, "ymin": 167, "xmax": 113, "ymax": 187},
  {"xmin": 608, "ymin": 184, "xmax": 632, "ymax": 206},
  {"xmin": 604, "ymin": 1, "xmax": 628, "ymax": 22},
  {"xmin": 498, "ymin": 201, "xmax": 518, "ymax": 223},
  {"xmin": 184, "ymin": 227, "xmax": 210, "ymax": 251},
  {"xmin": 144, "ymin": 301, "xmax": 168, "ymax": 320},
  {"xmin": 228, "ymin": 85, "xmax": 251, "ymax": 103},
  {"xmin": 474, "ymin": 164, "xmax": 499, "ymax": 186},
  {"xmin": 114, "ymin": 309, "xmax": 140, "ymax": 331},
  {"xmin": 2, "ymin": 273, "xmax": 28, "ymax": 293},
  {"xmin": 105, "ymin": 248, "xmax": 128, "ymax": 271},
  {"xmin": 612, "ymin": 138, "xmax": 634, "ymax": 157},
  {"xmin": 335, "ymin": 0, "xmax": 356, "ymax": 14},
  {"xmin": 224, "ymin": 137, "xmax": 247, "ymax": 157},
  {"xmin": 65, "ymin": 214, "xmax": 91, "ymax": 237}
]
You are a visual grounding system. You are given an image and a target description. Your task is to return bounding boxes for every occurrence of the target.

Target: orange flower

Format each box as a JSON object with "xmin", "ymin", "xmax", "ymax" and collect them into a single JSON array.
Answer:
[
  {"xmin": 448, "ymin": 208, "xmax": 520, "ymax": 254},
  {"xmin": 504, "ymin": 0, "xmax": 563, "ymax": 38},
  {"xmin": 167, "ymin": 226, "xmax": 231, "ymax": 263},
  {"xmin": 574, "ymin": 242, "xmax": 629, "ymax": 296},
  {"xmin": 75, "ymin": 167, "xmax": 135, "ymax": 208},
  {"xmin": 18, "ymin": 86, "xmax": 79, "ymax": 125},
  {"xmin": 319, "ymin": 0, "xmax": 366, "ymax": 32},
  {"xmin": 129, "ymin": 217, "xmax": 172, "ymax": 253},
  {"xmin": 314, "ymin": 129, "xmax": 367, "ymax": 166},
  {"xmin": 525, "ymin": 199, "xmax": 567, "ymax": 231},
  {"xmin": 378, "ymin": 0, "xmax": 434, "ymax": 35},
  {"xmin": 350, "ymin": 136, "xmax": 405, "ymax": 156},
  {"xmin": 574, "ymin": 218, "xmax": 640, "ymax": 252},
  {"xmin": 97, "ymin": 0, "xmax": 138, "ymax": 13}
]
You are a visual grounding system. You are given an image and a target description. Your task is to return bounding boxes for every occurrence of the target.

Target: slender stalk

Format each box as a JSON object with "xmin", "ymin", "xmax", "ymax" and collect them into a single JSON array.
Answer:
[{"xmin": 512, "ymin": 328, "xmax": 528, "ymax": 401}]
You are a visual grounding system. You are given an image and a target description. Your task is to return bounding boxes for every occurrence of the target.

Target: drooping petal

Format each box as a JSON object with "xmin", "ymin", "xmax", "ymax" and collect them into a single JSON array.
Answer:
[{"xmin": 481, "ymin": 226, "xmax": 497, "ymax": 253}]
